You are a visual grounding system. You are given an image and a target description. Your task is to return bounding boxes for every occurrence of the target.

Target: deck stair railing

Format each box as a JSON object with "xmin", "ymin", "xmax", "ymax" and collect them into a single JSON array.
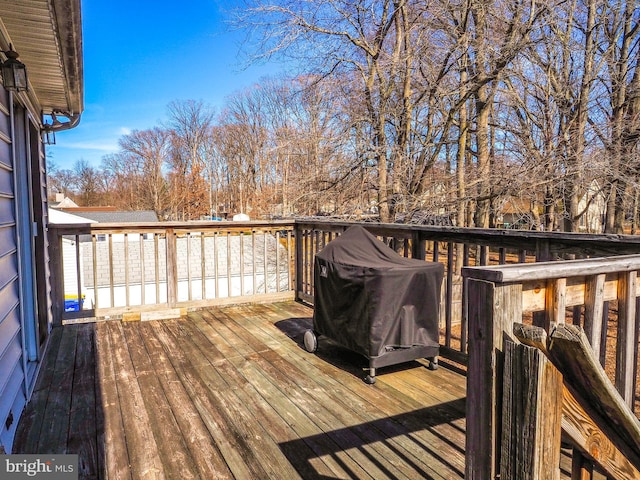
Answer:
[{"xmin": 463, "ymin": 255, "xmax": 640, "ymax": 479}]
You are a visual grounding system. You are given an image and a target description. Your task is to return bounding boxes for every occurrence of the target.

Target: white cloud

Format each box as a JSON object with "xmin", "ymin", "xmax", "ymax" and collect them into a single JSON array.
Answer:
[
  {"xmin": 119, "ymin": 127, "xmax": 132, "ymax": 136},
  {"xmin": 64, "ymin": 141, "xmax": 119, "ymax": 152}
]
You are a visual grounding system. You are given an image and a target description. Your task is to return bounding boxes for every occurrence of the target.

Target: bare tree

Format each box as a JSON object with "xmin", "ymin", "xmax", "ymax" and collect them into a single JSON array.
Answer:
[
  {"xmin": 237, "ymin": 0, "xmax": 428, "ymax": 221},
  {"xmin": 497, "ymin": 0, "xmax": 637, "ymax": 233},
  {"xmin": 48, "ymin": 166, "xmax": 77, "ymax": 201},
  {"xmin": 73, "ymin": 159, "xmax": 102, "ymax": 206},
  {"xmin": 104, "ymin": 127, "xmax": 171, "ymax": 217},
  {"xmin": 600, "ymin": 0, "xmax": 640, "ymax": 232},
  {"xmin": 454, "ymin": 0, "xmax": 547, "ymax": 227},
  {"xmin": 68, "ymin": 1, "xmax": 638, "ymax": 234},
  {"xmin": 167, "ymin": 100, "xmax": 214, "ymax": 220}
]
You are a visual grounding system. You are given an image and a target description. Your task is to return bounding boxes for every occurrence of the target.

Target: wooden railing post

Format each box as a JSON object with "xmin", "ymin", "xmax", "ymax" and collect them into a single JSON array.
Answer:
[
  {"xmin": 411, "ymin": 230, "xmax": 426, "ymax": 260},
  {"xmin": 166, "ymin": 227, "xmax": 178, "ymax": 308},
  {"xmin": 295, "ymin": 224, "xmax": 304, "ymax": 302},
  {"xmin": 616, "ymin": 270, "xmax": 637, "ymax": 408},
  {"xmin": 501, "ymin": 336, "xmax": 563, "ymax": 479},
  {"xmin": 584, "ymin": 273, "xmax": 606, "ymax": 361},
  {"xmin": 465, "ymin": 276, "xmax": 522, "ymax": 480},
  {"xmin": 48, "ymin": 226, "xmax": 64, "ymax": 326},
  {"xmin": 535, "ymin": 238, "xmax": 552, "ymax": 262}
]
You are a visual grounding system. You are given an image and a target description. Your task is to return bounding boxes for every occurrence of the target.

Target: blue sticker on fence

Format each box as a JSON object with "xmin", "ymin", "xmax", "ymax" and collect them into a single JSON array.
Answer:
[{"xmin": 0, "ymin": 455, "xmax": 78, "ymax": 479}]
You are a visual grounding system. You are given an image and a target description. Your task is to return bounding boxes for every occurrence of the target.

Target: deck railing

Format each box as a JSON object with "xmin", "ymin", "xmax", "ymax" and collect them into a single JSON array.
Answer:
[
  {"xmin": 295, "ymin": 220, "xmax": 640, "ymax": 364},
  {"xmin": 463, "ymin": 255, "xmax": 640, "ymax": 479},
  {"xmin": 50, "ymin": 219, "xmax": 640, "ymax": 352},
  {"xmin": 49, "ymin": 221, "xmax": 296, "ymax": 323}
]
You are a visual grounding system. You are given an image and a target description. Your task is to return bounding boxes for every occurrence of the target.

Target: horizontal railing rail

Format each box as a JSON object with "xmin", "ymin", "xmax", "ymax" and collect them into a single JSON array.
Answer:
[
  {"xmin": 49, "ymin": 221, "xmax": 296, "ymax": 323},
  {"xmin": 463, "ymin": 255, "xmax": 640, "ymax": 479}
]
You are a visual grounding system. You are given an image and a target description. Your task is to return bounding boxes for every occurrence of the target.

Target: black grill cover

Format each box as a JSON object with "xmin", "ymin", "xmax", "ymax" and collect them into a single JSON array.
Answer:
[{"xmin": 313, "ymin": 226, "xmax": 444, "ymax": 361}]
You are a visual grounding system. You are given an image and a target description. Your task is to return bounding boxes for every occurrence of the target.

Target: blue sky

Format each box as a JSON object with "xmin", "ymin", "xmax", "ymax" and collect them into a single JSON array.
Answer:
[{"xmin": 47, "ymin": 0, "xmax": 280, "ymax": 170}]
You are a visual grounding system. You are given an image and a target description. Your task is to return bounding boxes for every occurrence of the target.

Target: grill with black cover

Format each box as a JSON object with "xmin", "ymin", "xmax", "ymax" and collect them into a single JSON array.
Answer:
[{"xmin": 304, "ymin": 226, "xmax": 444, "ymax": 383}]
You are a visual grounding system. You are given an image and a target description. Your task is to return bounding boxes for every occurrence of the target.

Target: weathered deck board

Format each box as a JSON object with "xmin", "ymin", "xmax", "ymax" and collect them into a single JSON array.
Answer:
[
  {"xmin": 68, "ymin": 324, "xmax": 99, "ymax": 478},
  {"xmin": 218, "ymin": 303, "xmax": 467, "ymax": 479},
  {"xmin": 13, "ymin": 325, "xmax": 64, "ymax": 454},
  {"xmin": 188, "ymin": 311, "xmax": 377, "ymax": 479},
  {"xmin": 106, "ymin": 321, "xmax": 165, "ymax": 479},
  {"xmin": 136, "ymin": 322, "xmax": 234, "ymax": 479},
  {"xmin": 120, "ymin": 322, "xmax": 199, "ymax": 479},
  {"xmin": 38, "ymin": 324, "xmax": 78, "ymax": 454},
  {"xmin": 150, "ymin": 321, "xmax": 265, "ymax": 479},
  {"xmin": 95, "ymin": 320, "xmax": 131, "ymax": 480},
  {"xmin": 159, "ymin": 319, "xmax": 297, "ymax": 479},
  {"xmin": 14, "ymin": 302, "xmax": 468, "ymax": 479}
]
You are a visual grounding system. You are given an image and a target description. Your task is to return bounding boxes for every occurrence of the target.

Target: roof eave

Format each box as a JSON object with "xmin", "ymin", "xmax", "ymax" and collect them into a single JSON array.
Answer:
[
  {"xmin": 0, "ymin": 0, "xmax": 84, "ymax": 119},
  {"xmin": 50, "ymin": 0, "xmax": 83, "ymax": 115}
]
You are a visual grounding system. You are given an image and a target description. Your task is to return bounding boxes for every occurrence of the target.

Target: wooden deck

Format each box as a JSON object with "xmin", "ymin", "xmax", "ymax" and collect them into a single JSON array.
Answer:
[{"xmin": 13, "ymin": 301, "xmax": 468, "ymax": 480}]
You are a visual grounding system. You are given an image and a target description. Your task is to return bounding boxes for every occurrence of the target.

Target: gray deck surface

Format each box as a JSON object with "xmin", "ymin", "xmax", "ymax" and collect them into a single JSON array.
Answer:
[{"xmin": 14, "ymin": 301, "xmax": 469, "ymax": 479}]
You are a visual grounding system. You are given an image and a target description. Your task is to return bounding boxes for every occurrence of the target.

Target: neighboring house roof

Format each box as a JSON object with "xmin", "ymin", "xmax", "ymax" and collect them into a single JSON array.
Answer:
[
  {"xmin": 50, "ymin": 205, "xmax": 160, "ymax": 224},
  {"xmin": 50, "ymin": 197, "xmax": 79, "ymax": 209},
  {"xmin": 73, "ymin": 210, "xmax": 160, "ymax": 223},
  {"xmin": 0, "ymin": 0, "xmax": 83, "ymax": 116},
  {"xmin": 500, "ymin": 198, "xmax": 535, "ymax": 215},
  {"xmin": 49, "ymin": 208, "xmax": 93, "ymax": 224}
]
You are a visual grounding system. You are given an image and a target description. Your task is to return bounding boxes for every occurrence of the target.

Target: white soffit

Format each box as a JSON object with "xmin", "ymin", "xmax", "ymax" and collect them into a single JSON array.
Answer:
[{"xmin": 0, "ymin": 0, "xmax": 83, "ymax": 115}]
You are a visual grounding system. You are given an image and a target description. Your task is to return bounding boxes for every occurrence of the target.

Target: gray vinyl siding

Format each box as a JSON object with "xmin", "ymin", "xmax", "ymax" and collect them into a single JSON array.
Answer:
[
  {"xmin": 32, "ymin": 126, "xmax": 51, "ymax": 347},
  {"xmin": 0, "ymin": 253, "xmax": 18, "ymax": 295},
  {"xmin": 0, "ymin": 89, "xmax": 26, "ymax": 452},
  {"xmin": 0, "ymin": 195, "xmax": 14, "ymax": 225},
  {"xmin": 0, "ymin": 168, "xmax": 13, "ymax": 193}
]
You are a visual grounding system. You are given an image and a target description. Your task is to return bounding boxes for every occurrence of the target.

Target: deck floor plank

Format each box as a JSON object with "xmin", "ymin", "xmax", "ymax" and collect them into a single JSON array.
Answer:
[
  {"xmin": 253, "ymin": 308, "xmax": 465, "ymax": 478},
  {"xmin": 202, "ymin": 348, "xmax": 340, "ymax": 479},
  {"xmin": 14, "ymin": 302, "xmax": 469, "ymax": 479},
  {"xmin": 137, "ymin": 321, "xmax": 235, "ymax": 480},
  {"xmin": 67, "ymin": 324, "xmax": 100, "ymax": 479},
  {"xmin": 263, "ymin": 346, "xmax": 462, "ymax": 479},
  {"xmin": 120, "ymin": 322, "xmax": 201, "ymax": 480},
  {"xmin": 37, "ymin": 324, "xmax": 78, "ymax": 453},
  {"xmin": 220, "ymin": 349, "xmax": 375, "ymax": 479},
  {"xmin": 106, "ymin": 321, "xmax": 165, "ymax": 479},
  {"xmin": 220, "ymin": 304, "xmax": 465, "ymax": 480},
  {"xmin": 162, "ymin": 318, "xmax": 304, "ymax": 480},
  {"xmin": 254, "ymin": 349, "xmax": 425, "ymax": 480},
  {"xmin": 94, "ymin": 322, "xmax": 131, "ymax": 480},
  {"xmin": 220, "ymin": 308, "xmax": 416, "ymax": 478},
  {"xmin": 191, "ymin": 309, "xmax": 367, "ymax": 479},
  {"xmin": 12, "ymin": 325, "xmax": 64, "ymax": 454},
  {"xmin": 151, "ymin": 320, "xmax": 270, "ymax": 480},
  {"xmin": 235, "ymin": 303, "xmax": 468, "ymax": 479},
  {"xmin": 207, "ymin": 314, "xmax": 386, "ymax": 479}
]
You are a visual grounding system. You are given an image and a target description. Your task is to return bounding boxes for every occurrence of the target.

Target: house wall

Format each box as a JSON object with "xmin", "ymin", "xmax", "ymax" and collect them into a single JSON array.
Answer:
[
  {"xmin": 0, "ymin": 87, "xmax": 50, "ymax": 452},
  {"xmin": 0, "ymin": 89, "xmax": 26, "ymax": 452},
  {"xmin": 578, "ymin": 181, "xmax": 606, "ymax": 233},
  {"xmin": 62, "ymin": 238, "xmax": 81, "ymax": 298}
]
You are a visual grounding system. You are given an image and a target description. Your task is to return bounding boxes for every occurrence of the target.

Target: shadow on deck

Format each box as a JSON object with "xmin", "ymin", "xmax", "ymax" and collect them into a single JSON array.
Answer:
[{"xmin": 14, "ymin": 301, "xmax": 467, "ymax": 479}]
